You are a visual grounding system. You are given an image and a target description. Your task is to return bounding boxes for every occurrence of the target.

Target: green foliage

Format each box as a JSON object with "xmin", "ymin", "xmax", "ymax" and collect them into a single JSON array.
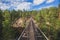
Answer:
[
  {"xmin": 1, "ymin": 5, "xmax": 60, "ymax": 40},
  {"xmin": 0, "ymin": 9, "xmax": 3, "ymax": 40}
]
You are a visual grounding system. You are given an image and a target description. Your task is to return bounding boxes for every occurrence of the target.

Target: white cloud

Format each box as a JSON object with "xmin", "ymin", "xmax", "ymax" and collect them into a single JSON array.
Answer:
[
  {"xmin": 43, "ymin": 5, "xmax": 54, "ymax": 8},
  {"xmin": 0, "ymin": 0, "xmax": 32, "ymax": 10},
  {"xmin": 46, "ymin": 0, "xmax": 55, "ymax": 3},
  {"xmin": 33, "ymin": 0, "xmax": 45, "ymax": 5},
  {"xmin": 0, "ymin": 0, "xmax": 56, "ymax": 10},
  {"xmin": 16, "ymin": 2, "xmax": 32, "ymax": 10},
  {"xmin": 0, "ymin": 2, "xmax": 9, "ymax": 10},
  {"xmin": 32, "ymin": 5, "xmax": 54, "ymax": 10},
  {"xmin": 39, "ymin": 5, "xmax": 54, "ymax": 10},
  {"xmin": 1, "ymin": 0, "xmax": 24, "ymax": 2},
  {"xmin": 11, "ymin": 2, "xmax": 19, "ymax": 7}
]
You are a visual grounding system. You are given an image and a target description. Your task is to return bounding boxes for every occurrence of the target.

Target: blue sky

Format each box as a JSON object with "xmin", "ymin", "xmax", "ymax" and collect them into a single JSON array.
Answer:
[{"xmin": 0, "ymin": 0, "xmax": 59, "ymax": 10}]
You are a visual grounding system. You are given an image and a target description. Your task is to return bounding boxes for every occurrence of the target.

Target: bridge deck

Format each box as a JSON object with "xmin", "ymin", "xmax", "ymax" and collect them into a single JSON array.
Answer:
[{"xmin": 18, "ymin": 18, "xmax": 49, "ymax": 40}]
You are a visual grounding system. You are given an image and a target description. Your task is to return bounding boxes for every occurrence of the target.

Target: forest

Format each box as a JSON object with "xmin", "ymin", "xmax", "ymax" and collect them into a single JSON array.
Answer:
[{"xmin": 0, "ymin": 4, "xmax": 60, "ymax": 40}]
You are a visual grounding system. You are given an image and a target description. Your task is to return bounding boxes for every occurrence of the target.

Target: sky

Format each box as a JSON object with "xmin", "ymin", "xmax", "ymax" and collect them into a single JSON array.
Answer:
[{"xmin": 0, "ymin": 0, "xmax": 59, "ymax": 11}]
